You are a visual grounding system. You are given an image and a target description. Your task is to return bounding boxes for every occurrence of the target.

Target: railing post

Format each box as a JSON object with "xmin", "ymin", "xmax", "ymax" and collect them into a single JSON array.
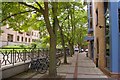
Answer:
[
  {"xmin": 0, "ymin": 60, "xmax": 1, "ymax": 68},
  {"xmin": 13, "ymin": 48, "xmax": 14, "ymax": 66},
  {"xmin": 14, "ymin": 49, "xmax": 16, "ymax": 63},
  {"xmin": 11, "ymin": 50, "xmax": 12, "ymax": 65},
  {"xmin": 23, "ymin": 49, "xmax": 26, "ymax": 62}
]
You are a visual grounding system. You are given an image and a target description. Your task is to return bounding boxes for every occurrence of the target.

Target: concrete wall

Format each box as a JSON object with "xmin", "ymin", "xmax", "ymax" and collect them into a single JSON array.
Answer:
[{"xmin": 1, "ymin": 61, "xmax": 30, "ymax": 79}]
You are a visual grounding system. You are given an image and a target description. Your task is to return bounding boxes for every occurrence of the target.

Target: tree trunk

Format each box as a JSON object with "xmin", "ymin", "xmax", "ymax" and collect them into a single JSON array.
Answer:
[
  {"xmin": 49, "ymin": 34, "xmax": 57, "ymax": 77},
  {"xmin": 62, "ymin": 39, "xmax": 67, "ymax": 64},
  {"xmin": 58, "ymin": 24, "xmax": 67, "ymax": 64},
  {"xmin": 63, "ymin": 47, "xmax": 67, "ymax": 64},
  {"xmin": 68, "ymin": 42, "xmax": 74, "ymax": 57},
  {"xmin": 43, "ymin": 2, "xmax": 57, "ymax": 77}
]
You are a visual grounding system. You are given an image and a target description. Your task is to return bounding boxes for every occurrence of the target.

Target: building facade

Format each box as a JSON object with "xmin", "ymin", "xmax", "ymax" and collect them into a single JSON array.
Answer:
[
  {"xmin": 86, "ymin": 1, "xmax": 120, "ymax": 78},
  {"xmin": 0, "ymin": 25, "xmax": 40, "ymax": 47}
]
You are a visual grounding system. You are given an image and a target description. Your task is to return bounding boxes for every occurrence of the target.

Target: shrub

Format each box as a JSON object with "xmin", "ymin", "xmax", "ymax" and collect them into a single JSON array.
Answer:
[
  {"xmin": 30, "ymin": 42, "xmax": 37, "ymax": 49},
  {"xmin": 3, "ymin": 45, "xmax": 20, "ymax": 49},
  {"xmin": 19, "ymin": 44, "xmax": 26, "ymax": 48}
]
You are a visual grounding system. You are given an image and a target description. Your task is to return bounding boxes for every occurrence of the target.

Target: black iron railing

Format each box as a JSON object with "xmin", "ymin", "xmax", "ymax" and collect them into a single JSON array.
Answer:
[{"xmin": 0, "ymin": 48, "xmax": 63, "ymax": 67}]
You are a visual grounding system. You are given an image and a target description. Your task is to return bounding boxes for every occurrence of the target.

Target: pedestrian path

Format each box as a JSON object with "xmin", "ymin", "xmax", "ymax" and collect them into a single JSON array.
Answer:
[
  {"xmin": 57, "ymin": 52, "xmax": 108, "ymax": 78},
  {"xmin": 9, "ymin": 52, "xmax": 108, "ymax": 79}
]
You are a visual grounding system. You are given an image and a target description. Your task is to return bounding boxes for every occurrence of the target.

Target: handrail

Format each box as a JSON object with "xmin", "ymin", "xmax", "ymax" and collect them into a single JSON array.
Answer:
[{"xmin": 0, "ymin": 48, "xmax": 63, "ymax": 67}]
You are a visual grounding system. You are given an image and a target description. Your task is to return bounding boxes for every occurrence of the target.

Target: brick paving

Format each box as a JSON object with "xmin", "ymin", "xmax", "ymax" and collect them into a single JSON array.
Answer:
[
  {"xmin": 58, "ymin": 52, "xmax": 108, "ymax": 78},
  {"xmin": 9, "ymin": 52, "xmax": 108, "ymax": 79}
]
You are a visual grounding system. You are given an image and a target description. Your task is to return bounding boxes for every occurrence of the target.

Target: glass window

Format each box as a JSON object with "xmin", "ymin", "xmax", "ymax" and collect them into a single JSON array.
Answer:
[
  {"xmin": 17, "ymin": 36, "xmax": 19, "ymax": 41},
  {"xmin": 96, "ymin": 9, "xmax": 98, "ymax": 26},
  {"xmin": 7, "ymin": 34, "xmax": 13, "ymax": 42},
  {"xmin": 118, "ymin": 9, "xmax": 120, "ymax": 32},
  {"xmin": 21, "ymin": 37, "xmax": 24, "ymax": 42},
  {"xmin": 25, "ymin": 38, "xmax": 27, "ymax": 42},
  {"xmin": 29, "ymin": 38, "xmax": 30, "ymax": 42}
]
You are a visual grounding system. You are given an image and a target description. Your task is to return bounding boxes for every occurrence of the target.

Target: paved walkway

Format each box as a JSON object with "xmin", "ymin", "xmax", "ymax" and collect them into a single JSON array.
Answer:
[
  {"xmin": 57, "ymin": 52, "xmax": 107, "ymax": 78},
  {"xmin": 10, "ymin": 52, "xmax": 108, "ymax": 79}
]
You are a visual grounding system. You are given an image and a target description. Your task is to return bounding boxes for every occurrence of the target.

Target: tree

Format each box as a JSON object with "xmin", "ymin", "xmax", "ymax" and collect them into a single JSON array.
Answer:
[
  {"xmin": 2, "ymin": 1, "xmax": 59, "ymax": 77},
  {"xmin": 1, "ymin": 1, "xmax": 87, "ymax": 77},
  {"xmin": 56, "ymin": 2, "xmax": 87, "ymax": 63},
  {"xmin": 59, "ymin": 2, "xmax": 87, "ymax": 56}
]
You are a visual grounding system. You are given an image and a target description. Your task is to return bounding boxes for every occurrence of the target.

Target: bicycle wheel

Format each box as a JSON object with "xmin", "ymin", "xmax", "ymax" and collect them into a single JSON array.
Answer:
[
  {"xmin": 37, "ymin": 62, "xmax": 48, "ymax": 74},
  {"xmin": 56, "ymin": 58, "xmax": 61, "ymax": 68},
  {"xmin": 29, "ymin": 61, "xmax": 36, "ymax": 72}
]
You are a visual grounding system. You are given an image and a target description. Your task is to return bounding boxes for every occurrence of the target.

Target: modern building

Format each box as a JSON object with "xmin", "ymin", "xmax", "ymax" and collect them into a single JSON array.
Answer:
[
  {"xmin": 85, "ymin": 1, "xmax": 120, "ymax": 78},
  {"xmin": 0, "ymin": 25, "xmax": 40, "ymax": 47}
]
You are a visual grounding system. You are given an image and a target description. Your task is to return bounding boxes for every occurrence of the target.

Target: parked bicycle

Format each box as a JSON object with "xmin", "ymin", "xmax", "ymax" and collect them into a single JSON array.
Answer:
[
  {"xmin": 40, "ymin": 55, "xmax": 61, "ymax": 68},
  {"xmin": 56, "ymin": 58, "xmax": 61, "ymax": 67},
  {"xmin": 28, "ymin": 55, "xmax": 61, "ymax": 74},
  {"xmin": 28, "ymin": 57, "xmax": 48, "ymax": 74}
]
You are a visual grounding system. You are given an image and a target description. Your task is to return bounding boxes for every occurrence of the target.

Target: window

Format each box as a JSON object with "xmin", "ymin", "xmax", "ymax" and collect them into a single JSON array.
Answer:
[
  {"xmin": 29, "ymin": 38, "xmax": 30, "ymax": 42},
  {"xmin": 17, "ymin": 36, "xmax": 19, "ymax": 41},
  {"xmin": 7, "ymin": 34, "xmax": 13, "ymax": 42},
  {"xmin": 21, "ymin": 37, "xmax": 24, "ymax": 42},
  {"xmin": 90, "ymin": 6, "xmax": 92, "ymax": 17},
  {"xmin": 96, "ymin": 9, "xmax": 98, "ymax": 26},
  {"xmin": 104, "ymin": 2, "xmax": 108, "ymax": 15},
  {"xmin": 89, "ymin": 2, "xmax": 93, "ymax": 29},
  {"xmin": 25, "ymin": 37, "xmax": 27, "ymax": 42},
  {"xmin": 90, "ymin": 21, "xmax": 93, "ymax": 28},
  {"xmin": 96, "ymin": 38, "xmax": 99, "ymax": 54},
  {"xmin": 118, "ymin": 9, "xmax": 120, "ymax": 32}
]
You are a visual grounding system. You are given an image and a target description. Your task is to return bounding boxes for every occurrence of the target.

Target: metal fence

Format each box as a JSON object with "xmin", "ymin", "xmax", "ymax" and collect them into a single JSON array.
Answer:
[{"xmin": 0, "ymin": 48, "xmax": 63, "ymax": 67}]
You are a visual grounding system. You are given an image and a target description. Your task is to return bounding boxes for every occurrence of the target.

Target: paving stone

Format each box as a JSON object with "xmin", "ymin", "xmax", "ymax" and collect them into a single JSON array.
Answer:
[{"xmin": 9, "ymin": 52, "xmax": 108, "ymax": 79}]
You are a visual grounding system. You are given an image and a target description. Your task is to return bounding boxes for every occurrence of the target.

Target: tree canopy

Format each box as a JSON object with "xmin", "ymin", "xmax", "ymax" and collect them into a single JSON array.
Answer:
[{"xmin": 1, "ymin": 1, "xmax": 87, "ymax": 77}]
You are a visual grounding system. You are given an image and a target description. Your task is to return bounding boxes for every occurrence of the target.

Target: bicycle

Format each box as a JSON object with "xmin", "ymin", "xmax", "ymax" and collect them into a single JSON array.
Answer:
[
  {"xmin": 56, "ymin": 58, "xmax": 61, "ymax": 67},
  {"xmin": 40, "ymin": 56, "xmax": 61, "ymax": 68},
  {"xmin": 29, "ymin": 55, "xmax": 61, "ymax": 74},
  {"xmin": 29, "ymin": 57, "xmax": 48, "ymax": 74}
]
